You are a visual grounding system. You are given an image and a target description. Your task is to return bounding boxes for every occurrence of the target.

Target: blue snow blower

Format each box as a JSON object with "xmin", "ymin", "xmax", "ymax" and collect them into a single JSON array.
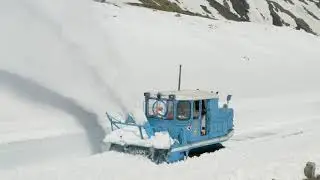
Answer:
[{"xmin": 103, "ymin": 65, "xmax": 234, "ymax": 164}]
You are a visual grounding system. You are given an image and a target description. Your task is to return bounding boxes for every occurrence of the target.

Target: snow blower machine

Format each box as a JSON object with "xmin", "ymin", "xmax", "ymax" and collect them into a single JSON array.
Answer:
[{"xmin": 103, "ymin": 66, "xmax": 234, "ymax": 164}]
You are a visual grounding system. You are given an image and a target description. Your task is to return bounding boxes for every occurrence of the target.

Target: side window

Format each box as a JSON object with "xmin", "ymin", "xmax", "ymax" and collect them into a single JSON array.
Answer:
[
  {"xmin": 193, "ymin": 100, "xmax": 200, "ymax": 119},
  {"xmin": 167, "ymin": 101, "xmax": 174, "ymax": 120},
  {"xmin": 177, "ymin": 101, "xmax": 191, "ymax": 120},
  {"xmin": 201, "ymin": 100, "xmax": 207, "ymax": 116}
]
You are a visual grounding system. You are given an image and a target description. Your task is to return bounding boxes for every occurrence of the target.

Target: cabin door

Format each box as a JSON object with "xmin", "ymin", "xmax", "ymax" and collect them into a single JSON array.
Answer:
[
  {"xmin": 191, "ymin": 100, "xmax": 207, "ymax": 140},
  {"xmin": 200, "ymin": 100, "xmax": 207, "ymax": 136}
]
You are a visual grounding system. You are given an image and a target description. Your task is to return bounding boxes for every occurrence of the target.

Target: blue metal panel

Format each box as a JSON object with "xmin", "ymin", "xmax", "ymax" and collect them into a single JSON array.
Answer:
[
  {"xmin": 191, "ymin": 118, "xmax": 200, "ymax": 139},
  {"xmin": 145, "ymin": 98, "xmax": 234, "ymax": 145},
  {"xmin": 167, "ymin": 151, "xmax": 185, "ymax": 163},
  {"xmin": 207, "ymin": 99, "xmax": 221, "ymax": 138}
]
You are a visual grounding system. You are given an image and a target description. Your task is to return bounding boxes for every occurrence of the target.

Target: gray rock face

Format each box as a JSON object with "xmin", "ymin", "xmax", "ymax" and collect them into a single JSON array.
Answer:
[
  {"xmin": 304, "ymin": 162, "xmax": 316, "ymax": 179},
  {"xmin": 304, "ymin": 162, "xmax": 320, "ymax": 180}
]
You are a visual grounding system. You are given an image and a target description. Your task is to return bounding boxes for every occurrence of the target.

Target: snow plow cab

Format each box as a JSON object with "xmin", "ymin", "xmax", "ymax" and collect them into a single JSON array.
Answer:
[{"xmin": 103, "ymin": 89, "xmax": 234, "ymax": 164}]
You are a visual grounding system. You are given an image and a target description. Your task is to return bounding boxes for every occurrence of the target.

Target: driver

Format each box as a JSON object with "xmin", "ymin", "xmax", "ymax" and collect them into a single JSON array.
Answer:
[{"xmin": 155, "ymin": 106, "xmax": 163, "ymax": 115}]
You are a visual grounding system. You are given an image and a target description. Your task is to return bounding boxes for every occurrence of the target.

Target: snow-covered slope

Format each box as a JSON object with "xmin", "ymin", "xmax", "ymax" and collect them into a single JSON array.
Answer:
[
  {"xmin": 104, "ymin": 0, "xmax": 320, "ymax": 35},
  {"xmin": 1, "ymin": 0, "xmax": 320, "ymax": 179}
]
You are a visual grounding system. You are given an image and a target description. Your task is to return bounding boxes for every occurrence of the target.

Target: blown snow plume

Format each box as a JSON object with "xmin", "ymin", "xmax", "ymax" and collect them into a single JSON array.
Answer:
[
  {"xmin": 23, "ymin": 0, "xmax": 134, "ymax": 113},
  {"xmin": 0, "ymin": 0, "xmax": 135, "ymax": 156},
  {"xmin": 0, "ymin": 70, "xmax": 104, "ymax": 154},
  {"xmin": 0, "ymin": 0, "xmax": 134, "ymax": 117}
]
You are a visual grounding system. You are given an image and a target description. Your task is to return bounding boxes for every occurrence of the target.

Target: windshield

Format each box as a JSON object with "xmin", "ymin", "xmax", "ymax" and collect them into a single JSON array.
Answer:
[{"xmin": 146, "ymin": 99, "xmax": 174, "ymax": 120}]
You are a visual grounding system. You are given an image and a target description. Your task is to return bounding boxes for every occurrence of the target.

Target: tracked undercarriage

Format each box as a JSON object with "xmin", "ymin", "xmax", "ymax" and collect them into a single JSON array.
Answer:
[{"xmin": 108, "ymin": 143, "xmax": 169, "ymax": 164}]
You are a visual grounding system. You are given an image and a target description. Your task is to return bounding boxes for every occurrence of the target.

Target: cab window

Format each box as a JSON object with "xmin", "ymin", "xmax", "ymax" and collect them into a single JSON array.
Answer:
[
  {"xmin": 147, "ymin": 99, "xmax": 174, "ymax": 120},
  {"xmin": 167, "ymin": 101, "xmax": 174, "ymax": 120},
  {"xmin": 177, "ymin": 101, "xmax": 191, "ymax": 120},
  {"xmin": 193, "ymin": 100, "xmax": 200, "ymax": 119}
]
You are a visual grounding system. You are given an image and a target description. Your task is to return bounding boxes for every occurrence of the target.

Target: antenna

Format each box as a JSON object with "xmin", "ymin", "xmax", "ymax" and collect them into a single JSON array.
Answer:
[{"xmin": 178, "ymin": 64, "xmax": 182, "ymax": 91}]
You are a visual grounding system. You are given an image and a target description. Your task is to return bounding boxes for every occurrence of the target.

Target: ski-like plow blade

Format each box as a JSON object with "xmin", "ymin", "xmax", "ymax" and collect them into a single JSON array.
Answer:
[{"xmin": 103, "ymin": 110, "xmax": 175, "ymax": 164}]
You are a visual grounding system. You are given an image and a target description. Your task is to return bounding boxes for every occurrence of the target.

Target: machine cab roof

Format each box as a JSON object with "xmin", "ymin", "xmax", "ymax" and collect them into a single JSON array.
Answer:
[{"xmin": 144, "ymin": 89, "xmax": 219, "ymax": 101}]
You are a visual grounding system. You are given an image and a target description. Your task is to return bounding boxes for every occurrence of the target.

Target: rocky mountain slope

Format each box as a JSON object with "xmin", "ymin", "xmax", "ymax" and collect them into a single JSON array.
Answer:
[{"xmin": 102, "ymin": 0, "xmax": 320, "ymax": 35}]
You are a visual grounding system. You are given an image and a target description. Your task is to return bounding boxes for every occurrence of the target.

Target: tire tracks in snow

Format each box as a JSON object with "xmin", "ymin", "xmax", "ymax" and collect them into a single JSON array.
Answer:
[
  {"xmin": 230, "ymin": 117, "xmax": 319, "ymax": 143},
  {"xmin": 231, "ymin": 130, "xmax": 304, "ymax": 142}
]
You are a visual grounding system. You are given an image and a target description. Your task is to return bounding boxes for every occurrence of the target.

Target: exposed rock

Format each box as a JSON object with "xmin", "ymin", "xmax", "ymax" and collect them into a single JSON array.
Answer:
[
  {"xmin": 267, "ymin": 2, "xmax": 284, "ymax": 26},
  {"xmin": 223, "ymin": 0, "xmax": 230, "ymax": 10},
  {"xmin": 206, "ymin": 0, "xmax": 244, "ymax": 21},
  {"xmin": 267, "ymin": 0, "xmax": 317, "ymax": 35},
  {"xmin": 127, "ymin": 0, "xmax": 214, "ymax": 19},
  {"xmin": 303, "ymin": 6, "xmax": 320, "ymax": 20},
  {"xmin": 298, "ymin": 0, "xmax": 309, "ymax": 5},
  {"xmin": 284, "ymin": 0, "xmax": 295, "ymax": 5},
  {"xmin": 317, "ymin": 2, "xmax": 320, "ymax": 8},
  {"xmin": 304, "ymin": 162, "xmax": 316, "ymax": 179},
  {"xmin": 229, "ymin": 0, "xmax": 250, "ymax": 20},
  {"xmin": 200, "ymin": 5, "xmax": 212, "ymax": 14}
]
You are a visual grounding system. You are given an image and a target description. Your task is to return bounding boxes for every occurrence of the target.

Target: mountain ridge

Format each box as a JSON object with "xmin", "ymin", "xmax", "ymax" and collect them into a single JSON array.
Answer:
[{"xmin": 100, "ymin": 0, "xmax": 320, "ymax": 35}]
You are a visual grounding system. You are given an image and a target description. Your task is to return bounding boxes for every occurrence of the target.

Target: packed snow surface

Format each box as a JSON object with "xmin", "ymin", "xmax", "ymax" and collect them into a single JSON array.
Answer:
[{"xmin": 1, "ymin": 0, "xmax": 320, "ymax": 179}]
